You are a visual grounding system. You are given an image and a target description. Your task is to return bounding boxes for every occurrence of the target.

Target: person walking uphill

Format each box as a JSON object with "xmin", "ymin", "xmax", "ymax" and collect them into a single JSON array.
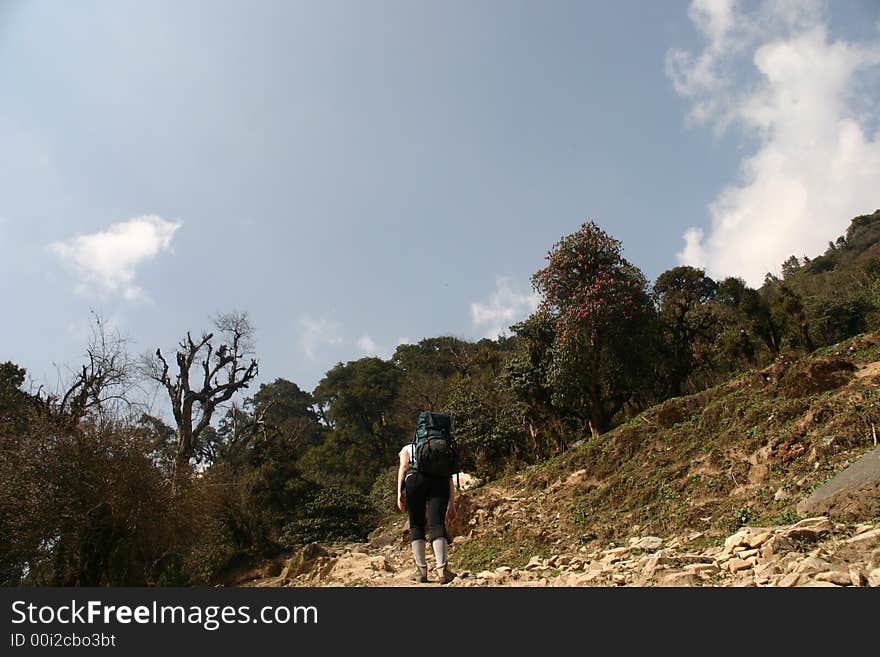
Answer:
[{"xmin": 397, "ymin": 410, "xmax": 460, "ymax": 584}]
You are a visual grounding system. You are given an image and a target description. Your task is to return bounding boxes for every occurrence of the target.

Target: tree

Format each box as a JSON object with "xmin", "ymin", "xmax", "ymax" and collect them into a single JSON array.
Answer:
[
  {"xmin": 531, "ymin": 221, "xmax": 656, "ymax": 436},
  {"xmin": 312, "ymin": 357, "xmax": 402, "ymax": 459},
  {"xmin": 769, "ymin": 285, "xmax": 815, "ymax": 352},
  {"xmin": 714, "ymin": 276, "xmax": 781, "ymax": 364},
  {"xmin": 144, "ymin": 311, "xmax": 259, "ymax": 485},
  {"xmin": 248, "ymin": 378, "xmax": 323, "ymax": 456},
  {"xmin": 506, "ymin": 311, "xmax": 566, "ymax": 456},
  {"xmin": 781, "ymin": 255, "xmax": 802, "ymax": 279},
  {"xmin": 652, "ymin": 266, "xmax": 718, "ymax": 396},
  {"xmin": 44, "ymin": 313, "xmax": 135, "ymax": 427},
  {"xmin": 444, "ymin": 341, "xmax": 534, "ymax": 479},
  {"xmin": 1, "ymin": 354, "xmax": 194, "ymax": 586},
  {"xmin": 0, "ymin": 362, "xmax": 33, "ymax": 435}
]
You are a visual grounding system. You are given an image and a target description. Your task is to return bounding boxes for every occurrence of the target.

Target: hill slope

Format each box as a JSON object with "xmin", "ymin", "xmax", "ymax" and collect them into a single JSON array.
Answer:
[{"xmin": 235, "ymin": 332, "xmax": 880, "ymax": 587}]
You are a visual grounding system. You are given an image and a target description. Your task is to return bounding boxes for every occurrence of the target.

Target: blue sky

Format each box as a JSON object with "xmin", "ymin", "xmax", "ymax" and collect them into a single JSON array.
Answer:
[{"xmin": 2, "ymin": 0, "xmax": 879, "ymax": 401}]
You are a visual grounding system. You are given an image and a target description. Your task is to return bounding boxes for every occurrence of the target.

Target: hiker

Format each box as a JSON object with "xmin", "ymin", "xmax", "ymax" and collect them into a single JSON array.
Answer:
[{"xmin": 397, "ymin": 437, "xmax": 458, "ymax": 584}]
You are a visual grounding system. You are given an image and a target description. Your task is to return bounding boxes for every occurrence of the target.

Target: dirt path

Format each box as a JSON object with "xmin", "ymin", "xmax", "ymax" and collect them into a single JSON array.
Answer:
[{"xmin": 238, "ymin": 514, "xmax": 880, "ymax": 588}]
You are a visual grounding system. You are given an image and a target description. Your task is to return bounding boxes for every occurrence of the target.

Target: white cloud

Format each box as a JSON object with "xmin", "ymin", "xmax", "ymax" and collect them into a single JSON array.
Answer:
[
  {"xmin": 669, "ymin": 0, "xmax": 880, "ymax": 287},
  {"xmin": 470, "ymin": 276, "xmax": 540, "ymax": 340},
  {"xmin": 357, "ymin": 334, "xmax": 379, "ymax": 356},
  {"xmin": 298, "ymin": 315, "xmax": 343, "ymax": 359},
  {"xmin": 49, "ymin": 215, "xmax": 181, "ymax": 300}
]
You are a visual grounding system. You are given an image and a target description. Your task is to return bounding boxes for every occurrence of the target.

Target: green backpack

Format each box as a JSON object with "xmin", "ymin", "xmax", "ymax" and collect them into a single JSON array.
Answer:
[{"xmin": 411, "ymin": 411, "xmax": 460, "ymax": 480}]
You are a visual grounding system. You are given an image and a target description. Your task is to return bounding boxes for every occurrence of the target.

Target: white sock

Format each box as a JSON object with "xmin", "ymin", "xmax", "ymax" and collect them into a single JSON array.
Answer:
[
  {"xmin": 432, "ymin": 537, "xmax": 448, "ymax": 568},
  {"xmin": 411, "ymin": 540, "xmax": 427, "ymax": 567}
]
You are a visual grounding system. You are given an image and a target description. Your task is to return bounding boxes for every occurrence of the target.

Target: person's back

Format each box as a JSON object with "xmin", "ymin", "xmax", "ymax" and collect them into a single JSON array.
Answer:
[{"xmin": 397, "ymin": 412, "xmax": 458, "ymax": 584}]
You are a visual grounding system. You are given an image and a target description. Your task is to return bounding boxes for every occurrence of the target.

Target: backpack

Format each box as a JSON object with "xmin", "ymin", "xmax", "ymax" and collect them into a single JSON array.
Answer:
[{"xmin": 410, "ymin": 411, "xmax": 460, "ymax": 481}]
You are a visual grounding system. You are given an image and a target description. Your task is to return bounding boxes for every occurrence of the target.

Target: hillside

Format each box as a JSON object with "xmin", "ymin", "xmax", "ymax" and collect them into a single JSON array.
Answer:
[{"xmin": 234, "ymin": 332, "xmax": 880, "ymax": 587}]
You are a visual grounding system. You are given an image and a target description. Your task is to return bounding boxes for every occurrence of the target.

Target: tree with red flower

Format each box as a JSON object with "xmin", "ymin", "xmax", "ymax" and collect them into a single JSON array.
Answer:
[{"xmin": 531, "ymin": 221, "xmax": 656, "ymax": 436}]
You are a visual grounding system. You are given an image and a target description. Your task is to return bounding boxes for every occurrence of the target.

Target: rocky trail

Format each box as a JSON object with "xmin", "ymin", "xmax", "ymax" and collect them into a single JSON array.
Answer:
[{"xmin": 236, "ymin": 513, "xmax": 880, "ymax": 588}]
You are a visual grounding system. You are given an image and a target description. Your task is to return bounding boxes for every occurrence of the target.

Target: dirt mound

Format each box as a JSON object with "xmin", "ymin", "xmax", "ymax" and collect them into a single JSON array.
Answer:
[
  {"xmin": 756, "ymin": 355, "xmax": 856, "ymax": 398},
  {"xmin": 799, "ymin": 481, "xmax": 880, "ymax": 522}
]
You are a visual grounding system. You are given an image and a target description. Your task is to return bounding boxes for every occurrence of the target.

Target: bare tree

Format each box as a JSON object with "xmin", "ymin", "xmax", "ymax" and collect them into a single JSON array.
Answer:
[
  {"xmin": 41, "ymin": 312, "xmax": 135, "ymax": 427},
  {"xmin": 143, "ymin": 311, "xmax": 259, "ymax": 486}
]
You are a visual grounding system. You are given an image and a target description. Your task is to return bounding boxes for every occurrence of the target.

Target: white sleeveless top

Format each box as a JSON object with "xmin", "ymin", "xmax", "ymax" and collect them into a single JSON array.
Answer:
[{"xmin": 400, "ymin": 443, "xmax": 415, "ymax": 473}]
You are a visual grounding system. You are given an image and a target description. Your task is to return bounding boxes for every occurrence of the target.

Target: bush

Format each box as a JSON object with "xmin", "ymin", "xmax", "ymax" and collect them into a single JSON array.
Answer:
[
  {"xmin": 368, "ymin": 465, "xmax": 400, "ymax": 519},
  {"xmin": 280, "ymin": 486, "xmax": 376, "ymax": 546}
]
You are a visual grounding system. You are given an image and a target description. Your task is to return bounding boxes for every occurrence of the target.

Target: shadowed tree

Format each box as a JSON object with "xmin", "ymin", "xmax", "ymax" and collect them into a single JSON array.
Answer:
[
  {"xmin": 312, "ymin": 357, "xmax": 402, "ymax": 460},
  {"xmin": 653, "ymin": 266, "xmax": 718, "ymax": 397},
  {"xmin": 770, "ymin": 285, "xmax": 815, "ymax": 352},
  {"xmin": 715, "ymin": 276, "xmax": 779, "ymax": 360},
  {"xmin": 389, "ymin": 336, "xmax": 477, "ymax": 433}
]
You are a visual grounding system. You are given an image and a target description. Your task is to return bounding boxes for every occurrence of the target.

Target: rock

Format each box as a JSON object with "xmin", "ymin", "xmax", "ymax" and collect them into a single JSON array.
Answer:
[
  {"xmin": 846, "ymin": 528, "xmax": 880, "ymax": 547},
  {"xmin": 745, "ymin": 531, "xmax": 773, "ymax": 548},
  {"xmin": 286, "ymin": 542, "xmax": 332, "ymax": 577},
  {"xmin": 600, "ymin": 547, "xmax": 630, "ymax": 565},
  {"xmin": 814, "ymin": 570, "xmax": 852, "ymax": 586},
  {"xmin": 723, "ymin": 529, "xmax": 751, "ymax": 553},
  {"xmin": 774, "ymin": 488, "xmax": 791, "ymax": 501},
  {"xmin": 802, "ymin": 580, "xmax": 842, "ymax": 587},
  {"xmin": 524, "ymin": 556, "xmax": 544, "ymax": 570},
  {"xmin": 797, "ymin": 446, "xmax": 880, "ymax": 518},
  {"xmin": 727, "ymin": 558, "xmax": 753, "ymax": 573},
  {"xmin": 779, "ymin": 517, "xmax": 832, "ymax": 542},
  {"xmin": 629, "ymin": 536, "xmax": 664, "ymax": 551},
  {"xmin": 794, "ymin": 557, "xmax": 832, "ymax": 575},
  {"xmin": 654, "ymin": 571, "xmax": 701, "ymax": 587},
  {"xmin": 849, "ymin": 567, "xmax": 866, "ymax": 587},
  {"xmin": 776, "ymin": 573, "xmax": 802, "ymax": 587},
  {"xmin": 761, "ymin": 535, "xmax": 797, "ymax": 559}
]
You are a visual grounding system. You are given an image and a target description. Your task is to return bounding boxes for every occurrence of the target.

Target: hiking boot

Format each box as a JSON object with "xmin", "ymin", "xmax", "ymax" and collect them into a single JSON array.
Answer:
[
  {"xmin": 411, "ymin": 564, "xmax": 428, "ymax": 583},
  {"xmin": 436, "ymin": 564, "xmax": 456, "ymax": 584}
]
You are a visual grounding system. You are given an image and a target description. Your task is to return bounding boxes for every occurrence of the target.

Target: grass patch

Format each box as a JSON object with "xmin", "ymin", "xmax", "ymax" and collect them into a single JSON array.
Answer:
[{"xmin": 452, "ymin": 534, "xmax": 549, "ymax": 572}]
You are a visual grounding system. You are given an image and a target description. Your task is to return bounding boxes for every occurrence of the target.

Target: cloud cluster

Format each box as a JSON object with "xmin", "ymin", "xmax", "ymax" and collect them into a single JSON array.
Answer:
[
  {"xmin": 354, "ymin": 334, "xmax": 411, "ymax": 358},
  {"xmin": 470, "ymin": 276, "xmax": 540, "ymax": 340},
  {"xmin": 49, "ymin": 215, "xmax": 181, "ymax": 300},
  {"xmin": 356, "ymin": 334, "xmax": 379, "ymax": 356},
  {"xmin": 298, "ymin": 322, "xmax": 408, "ymax": 361},
  {"xmin": 668, "ymin": 0, "xmax": 880, "ymax": 287},
  {"xmin": 298, "ymin": 316, "xmax": 343, "ymax": 360}
]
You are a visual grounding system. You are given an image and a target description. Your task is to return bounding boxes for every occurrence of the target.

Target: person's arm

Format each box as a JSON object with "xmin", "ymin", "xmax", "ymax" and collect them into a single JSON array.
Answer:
[
  {"xmin": 446, "ymin": 476, "xmax": 457, "ymax": 521},
  {"xmin": 396, "ymin": 449, "xmax": 408, "ymax": 513}
]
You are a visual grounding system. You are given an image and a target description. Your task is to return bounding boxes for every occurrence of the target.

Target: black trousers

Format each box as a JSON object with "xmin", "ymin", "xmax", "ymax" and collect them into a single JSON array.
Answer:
[{"xmin": 404, "ymin": 471, "xmax": 450, "ymax": 542}]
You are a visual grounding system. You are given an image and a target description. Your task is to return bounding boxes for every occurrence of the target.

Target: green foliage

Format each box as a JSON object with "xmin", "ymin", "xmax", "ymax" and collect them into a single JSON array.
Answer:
[
  {"xmin": 296, "ymin": 430, "xmax": 377, "ymax": 493},
  {"xmin": 280, "ymin": 486, "xmax": 376, "ymax": 546},
  {"xmin": 248, "ymin": 378, "xmax": 324, "ymax": 456},
  {"xmin": 313, "ymin": 357, "xmax": 404, "ymax": 462},
  {"xmin": 731, "ymin": 507, "xmax": 754, "ymax": 531},
  {"xmin": 652, "ymin": 266, "xmax": 719, "ymax": 396},
  {"xmin": 444, "ymin": 376, "xmax": 526, "ymax": 479},
  {"xmin": 0, "ymin": 361, "xmax": 30, "ymax": 425},
  {"xmin": 368, "ymin": 465, "xmax": 400, "ymax": 519}
]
